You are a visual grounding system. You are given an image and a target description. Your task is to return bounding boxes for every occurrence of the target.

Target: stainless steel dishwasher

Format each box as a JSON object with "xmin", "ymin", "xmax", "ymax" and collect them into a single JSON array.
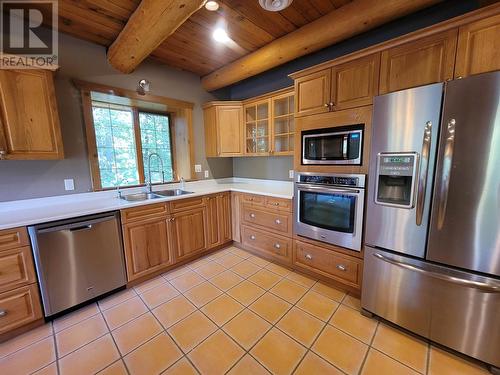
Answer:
[{"xmin": 28, "ymin": 211, "xmax": 126, "ymax": 317}]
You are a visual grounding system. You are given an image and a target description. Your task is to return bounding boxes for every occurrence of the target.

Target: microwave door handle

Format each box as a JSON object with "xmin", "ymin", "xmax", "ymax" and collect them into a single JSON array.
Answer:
[
  {"xmin": 416, "ymin": 121, "xmax": 432, "ymax": 226},
  {"xmin": 437, "ymin": 119, "xmax": 456, "ymax": 229},
  {"xmin": 342, "ymin": 135, "xmax": 348, "ymax": 159}
]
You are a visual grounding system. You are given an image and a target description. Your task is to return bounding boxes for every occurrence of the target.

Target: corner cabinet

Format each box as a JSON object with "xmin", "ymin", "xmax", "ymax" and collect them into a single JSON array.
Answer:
[
  {"xmin": 0, "ymin": 69, "xmax": 64, "ymax": 160},
  {"xmin": 293, "ymin": 54, "xmax": 380, "ymax": 117},
  {"xmin": 207, "ymin": 192, "xmax": 232, "ymax": 249},
  {"xmin": 203, "ymin": 102, "xmax": 243, "ymax": 157}
]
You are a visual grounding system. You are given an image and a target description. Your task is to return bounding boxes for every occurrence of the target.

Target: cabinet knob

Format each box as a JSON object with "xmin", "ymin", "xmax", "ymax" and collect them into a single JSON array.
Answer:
[
  {"xmin": 272, "ymin": 202, "xmax": 279, "ymax": 206},
  {"xmin": 250, "ymin": 213, "xmax": 256, "ymax": 218},
  {"xmin": 305, "ymin": 254, "xmax": 313, "ymax": 260},
  {"xmin": 336, "ymin": 264, "xmax": 347, "ymax": 272},
  {"xmin": 274, "ymin": 243, "xmax": 281, "ymax": 249},
  {"xmin": 0, "ymin": 309, "xmax": 7, "ymax": 317},
  {"xmin": 324, "ymin": 103, "xmax": 329, "ymax": 107},
  {"xmin": 275, "ymin": 219, "xmax": 281, "ymax": 225},
  {"xmin": 250, "ymin": 235, "xmax": 256, "ymax": 240},
  {"xmin": 0, "ymin": 150, "xmax": 6, "ymax": 160}
]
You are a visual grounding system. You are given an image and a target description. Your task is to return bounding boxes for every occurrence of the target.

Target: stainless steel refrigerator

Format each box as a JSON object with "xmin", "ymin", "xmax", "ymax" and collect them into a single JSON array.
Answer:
[{"xmin": 362, "ymin": 71, "xmax": 500, "ymax": 370}]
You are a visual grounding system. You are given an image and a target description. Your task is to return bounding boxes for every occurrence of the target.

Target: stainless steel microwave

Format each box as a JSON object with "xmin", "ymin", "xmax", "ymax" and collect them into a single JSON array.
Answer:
[{"xmin": 302, "ymin": 125, "xmax": 363, "ymax": 165}]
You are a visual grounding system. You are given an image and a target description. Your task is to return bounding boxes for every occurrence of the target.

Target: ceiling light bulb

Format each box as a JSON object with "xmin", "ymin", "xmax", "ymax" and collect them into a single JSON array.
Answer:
[
  {"xmin": 212, "ymin": 28, "xmax": 229, "ymax": 43},
  {"xmin": 205, "ymin": 1, "xmax": 219, "ymax": 11},
  {"xmin": 259, "ymin": 0, "xmax": 293, "ymax": 11}
]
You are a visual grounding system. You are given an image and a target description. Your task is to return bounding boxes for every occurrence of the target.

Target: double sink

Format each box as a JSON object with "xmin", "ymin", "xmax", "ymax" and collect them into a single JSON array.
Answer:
[{"xmin": 120, "ymin": 189, "xmax": 193, "ymax": 202}]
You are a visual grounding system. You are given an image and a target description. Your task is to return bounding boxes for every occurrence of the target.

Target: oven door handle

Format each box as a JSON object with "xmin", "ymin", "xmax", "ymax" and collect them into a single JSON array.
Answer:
[{"xmin": 296, "ymin": 183, "xmax": 360, "ymax": 195}]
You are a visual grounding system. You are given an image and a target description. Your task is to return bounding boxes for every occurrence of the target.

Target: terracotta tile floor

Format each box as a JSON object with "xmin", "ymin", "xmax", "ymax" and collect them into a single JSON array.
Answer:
[{"xmin": 0, "ymin": 245, "xmax": 491, "ymax": 375}]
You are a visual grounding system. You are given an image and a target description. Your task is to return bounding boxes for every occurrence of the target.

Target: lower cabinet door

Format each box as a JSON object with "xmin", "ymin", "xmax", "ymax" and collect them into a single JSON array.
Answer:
[
  {"xmin": 217, "ymin": 193, "xmax": 232, "ymax": 244},
  {"xmin": 0, "ymin": 284, "xmax": 43, "ymax": 334},
  {"xmin": 122, "ymin": 216, "xmax": 172, "ymax": 281},
  {"xmin": 171, "ymin": 207, "xmax": 208, "ymax": 261}
]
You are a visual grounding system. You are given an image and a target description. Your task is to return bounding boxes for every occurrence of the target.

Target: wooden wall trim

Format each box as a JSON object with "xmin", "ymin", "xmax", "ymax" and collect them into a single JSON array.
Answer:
[{"xmin": 289, "ymin": 2, "xmax": 500, "ymax": 79}]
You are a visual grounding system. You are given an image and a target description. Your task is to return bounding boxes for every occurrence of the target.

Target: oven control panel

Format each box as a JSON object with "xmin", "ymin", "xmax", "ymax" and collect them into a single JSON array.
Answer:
[{"xmin": 298, "ymin": 175, "xmax": 362, "ymax": 187}]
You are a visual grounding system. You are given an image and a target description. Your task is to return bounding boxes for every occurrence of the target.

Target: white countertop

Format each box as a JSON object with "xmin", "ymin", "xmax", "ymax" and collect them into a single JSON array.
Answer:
[{"xmin": 0, "ymin": 178, "xmax": 293, "ymax": 230}]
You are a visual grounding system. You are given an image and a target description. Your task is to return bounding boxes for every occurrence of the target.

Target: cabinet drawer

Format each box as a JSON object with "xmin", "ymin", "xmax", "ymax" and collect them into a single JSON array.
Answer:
[
  {"xmin": 0, "ymin": 246, "xmax": 36, "ymax": 293},
  {"xmin": 241, "ymin": 206, "xmax": 291, "ymax": 235},
  {"xmin": 170, "ymin": 197, "xmax": 206, "ymax": 213},
  {"xmin": 240, "ymin": 194, "xmax": 265, "ymax": 206},
  {"xmin": 265, "ymin": 197, "xmax": 292, "ymax": 212},
  {"xmin": 241, "ymin": 225, "xmax": 292, "ymax": 264},
  {"xmin": 121, "ymin": 203, "xmax": 168, "ymax": 223},
  {"xmin": 0, "ymin": 284, "xmax": 43, "ymax": 335},
  {"xmin": 0, "ymin": 227, "xmax": 29, "ymax": 251},
  {"xmin": 294, "ymin": 240, "xmax": 361, "ymax": 287}
]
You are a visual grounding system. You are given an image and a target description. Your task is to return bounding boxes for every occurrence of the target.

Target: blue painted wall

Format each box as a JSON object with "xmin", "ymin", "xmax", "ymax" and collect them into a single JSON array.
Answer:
[{"xmin": 213, "ymin": 0, "xmax": 480, "ymax": 101}]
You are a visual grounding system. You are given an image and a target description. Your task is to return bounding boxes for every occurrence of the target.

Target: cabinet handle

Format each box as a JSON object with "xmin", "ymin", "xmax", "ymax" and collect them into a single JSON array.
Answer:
[
  {"xmin": 250, "ymin": 235, "xmax": 256, "ymax": 240},
  {"xmin": 0, "ymin": 150, "xmax": 6, "ymax": 160},
  {"xmin": 0, "ymin": 309, "xmax": 7, "ymax": 317},
  {"xmin": 324, "ymin": 103, "xmax": 329, "ymax": 107},
  {"xmin": 305, "ymin": 254, "xmax": 312, "ymax": 260},
  {"xmin": 274, "ymin": 243, "xmax": 281, "ymax": 249},
  {"xmin": 275, "ymin": 219, "xmax": 281, "ymax": 224},
  {"xmin": 250, "ymin": 213, "xmax": 256, "ymax": 218},
  {"xmin": 336, "ymin": 264, "xmax": 347, "ymax": 272}
]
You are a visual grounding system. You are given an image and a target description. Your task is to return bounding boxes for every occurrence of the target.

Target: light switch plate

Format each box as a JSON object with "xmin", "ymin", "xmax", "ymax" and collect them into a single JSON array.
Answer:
[
  {"xmin": 64, "ymin": 179, "xmax": 75, "ymax": 191},
  {"xmin": 195, "ymin": 164, "xmax": 202, "ymax": 173},
  {"xmin": 204, "ymin": 170, "xmax": 209, "ymax": 178},
  {"xmin": 289, "ymin": 170, "xmax": 294, "ymax": 179}
]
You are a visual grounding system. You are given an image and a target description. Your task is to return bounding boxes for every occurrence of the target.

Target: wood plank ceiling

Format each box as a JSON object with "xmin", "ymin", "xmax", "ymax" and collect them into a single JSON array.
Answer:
[{"xmin": 51, "ymin": 0, "xmax": 353, "ymax": 76}]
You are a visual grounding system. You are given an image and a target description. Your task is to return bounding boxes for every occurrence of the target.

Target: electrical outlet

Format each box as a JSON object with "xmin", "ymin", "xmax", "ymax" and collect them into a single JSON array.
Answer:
[
  {"xmin": 204, "ymin": 170, "xmax": 209, "ymax": 178},
  {"xmin": 289, "ymin": 170, "xmax": 294, "ymax": 179},
  {"xmin": 195, "ymin": 164, "xmax": 202, "ymax": 173},
  {"xmin": 64, "ymin": 179, "xmax": 75, "ymax": 191}
]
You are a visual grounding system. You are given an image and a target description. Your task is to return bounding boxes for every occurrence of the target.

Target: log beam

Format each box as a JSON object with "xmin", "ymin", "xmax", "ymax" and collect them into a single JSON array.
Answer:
[
  {"xmin": 201, "ymin": 0, "xmax": 442, "ymax": 91},
  {"xmin": 108, "ymin": 0, "xmax": 205, "ymax": 74}
]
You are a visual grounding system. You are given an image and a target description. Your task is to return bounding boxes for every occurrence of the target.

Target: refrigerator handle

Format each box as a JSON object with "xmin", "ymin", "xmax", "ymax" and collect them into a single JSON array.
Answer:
[
  {"xmin": 373, "ymin": 253, "xmax": 500, "ymax": 293},
  {"xmin": 416, "ymin": 121, "xmax": 432, "ymax": 226},
  {"xmin": 437, "ymin": 119, "xmax": 456, "ymax": 229}
]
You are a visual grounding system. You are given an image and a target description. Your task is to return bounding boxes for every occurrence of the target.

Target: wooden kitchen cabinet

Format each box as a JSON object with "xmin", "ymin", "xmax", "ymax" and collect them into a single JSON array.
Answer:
[
  {"xmin": 294, "ymin": 54, "xmax": 379, "ymax": 117},
  {"xmin": 271, "ymin": 91, "xmax": 294, "ymax": 155},
  {"xmin": 122, "ymin": 216, "xmax": 173, "ymax": 281},
  {"xmin": 244, "ymin": 98, "xmax": 271, "ymax": 154},
  {"xmin": 0, "ymin": 69, "xmax": 64, "ymax": 160},
  {"xmin": 454, "ymin": 13, "xmax": 500, "ymax": 78},
  {"xmin": 0, "ymin": 284, "xmax": 43, "ymax": 335},
  {"xmin": 203, "ymin": 102, "xmax": 243, "ymax": 157},
  {"xmin": 379, "ymin": 30, "xmax": 458, "ymax": 94},
  {"xmin": 170, "ymin": 206, "xmax": 208, "ymax": 262},
  {"xmin": 207, "ymin": 192, "xmax": 231, "ymax": 249},
  {"xmin": 294, "ymin": 69, "xmax": 331, "ymax": 117}
]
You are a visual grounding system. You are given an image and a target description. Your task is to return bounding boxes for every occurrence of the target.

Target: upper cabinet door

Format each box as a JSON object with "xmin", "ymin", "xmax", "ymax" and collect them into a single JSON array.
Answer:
[
  {"xmin": 0, "ymin": 69, "xmax": 63, "ymax": 160},
  {"xmin": 379, "ymin": 30, "xmax": 458, "ymax": 94},
  {"xmin": 331, "ymin": 53, "xmax": 380, "ymax": 111},
  {"xmin": 295, "ymin": 69, "xmax": 331, "ymax": 117},
  {"xmin": 455, "ymin": 14, "xmax": 500, "ymax": 78},
  {"xmin": 217, "ymin": 105, "xmax": 243, "ymax": 156}
]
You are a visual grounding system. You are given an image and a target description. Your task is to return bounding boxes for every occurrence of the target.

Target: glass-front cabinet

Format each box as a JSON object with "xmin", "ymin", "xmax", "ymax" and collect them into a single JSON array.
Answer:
[{"xmin": 243, "ymin": 89, "xmax": 294, "ymax": 156}]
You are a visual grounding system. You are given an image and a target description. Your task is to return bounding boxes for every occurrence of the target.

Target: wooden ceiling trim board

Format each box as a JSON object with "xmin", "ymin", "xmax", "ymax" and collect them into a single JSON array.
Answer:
[
  {"xmin": 308, "ymin": 0, "xmax": 338, "ymax": 14},
  {"xmin": 60, "ymin": 3, "xmax": 126, "ymax": 31},
  {"xmin": 58, "ymin": 23, "xmax": 114, "ymax": 46},
  {"xmin": 107, "ymin": 0, "xmax": 205, "ymax": 73},
  {"xmin": 150, "ymin": 49, "xmax": 214, "ymax": 76},
  {"xmin": 218, "ymin": 0, "xmax": 297, "ymax": 37},
  {"xmin": 201, "ymin": 0, "xmax": 443, "ymax": 91},
  {"xmin": 81, "ymin": 0, "xmax": 135, "ymax": 20}
]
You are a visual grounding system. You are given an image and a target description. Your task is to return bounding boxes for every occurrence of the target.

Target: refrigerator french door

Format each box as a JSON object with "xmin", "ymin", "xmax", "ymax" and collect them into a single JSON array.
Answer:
[{"xmin": 362, "ymin": 71, "xmax": 500, "ymax": 370}]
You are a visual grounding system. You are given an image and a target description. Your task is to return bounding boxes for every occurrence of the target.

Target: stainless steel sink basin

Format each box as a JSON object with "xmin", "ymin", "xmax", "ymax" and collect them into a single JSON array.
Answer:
[
  {"xmin": 120, "ymin": 192, "xmax": 162, "ymax": 201},
  {"xmin": 155, "ymin": 189, "xmax": 193, "ymax": 197}
]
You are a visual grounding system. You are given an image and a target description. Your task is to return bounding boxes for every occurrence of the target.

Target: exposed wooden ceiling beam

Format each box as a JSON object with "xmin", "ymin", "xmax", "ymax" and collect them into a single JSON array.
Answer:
[
  {"xmin": 107, "ymin": 0, "xmax": 205, "ymax": 73},
  {"xmin": 201, "ymin": 0, "xmax": 443, "ymax": 91}
]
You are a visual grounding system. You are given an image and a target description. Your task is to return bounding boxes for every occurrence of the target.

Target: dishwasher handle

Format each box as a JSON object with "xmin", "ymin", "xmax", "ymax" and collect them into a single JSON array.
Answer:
[{"xmin": 37, "ymin": 215, "xmax": 117, "ymax": 234}]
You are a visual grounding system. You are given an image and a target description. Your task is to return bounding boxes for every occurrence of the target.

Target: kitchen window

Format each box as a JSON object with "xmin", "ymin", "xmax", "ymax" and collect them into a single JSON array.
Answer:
[
  {"xmin": 91, "ymin": 102, "xmax": 174, "ymax": 189},
  {"xmin": 76, "ymin": 80, "xmax": 195, "ymax": 191}
]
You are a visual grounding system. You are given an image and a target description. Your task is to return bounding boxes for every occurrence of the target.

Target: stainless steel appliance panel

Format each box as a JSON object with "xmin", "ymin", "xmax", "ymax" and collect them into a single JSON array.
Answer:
[
  {"xmin": 362, "ymin": 246, "xmax": 500, "ymax": 367},
  {"xmin": 29, "ymin": 212, "xmax": 126, "ymax": 316},
  {"xmin": 427, "ymin": 71, "xmax": 500, "ymax": 276},
  {"xmin": 365, "ymin": 83, "xmax": 444, "ymax": 258}
]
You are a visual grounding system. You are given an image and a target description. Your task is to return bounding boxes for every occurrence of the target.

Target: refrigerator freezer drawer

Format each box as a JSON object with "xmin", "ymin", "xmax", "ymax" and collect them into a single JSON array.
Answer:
[{"xmin": 362, "ymin": 246, "xmax": 500, "ymax": 367}]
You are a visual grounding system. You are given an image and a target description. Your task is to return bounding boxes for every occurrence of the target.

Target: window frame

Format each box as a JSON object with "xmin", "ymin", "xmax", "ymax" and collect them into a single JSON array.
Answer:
[{"xmin": 75, "ymin": 79, "xmax": 195, "ymax": 191}]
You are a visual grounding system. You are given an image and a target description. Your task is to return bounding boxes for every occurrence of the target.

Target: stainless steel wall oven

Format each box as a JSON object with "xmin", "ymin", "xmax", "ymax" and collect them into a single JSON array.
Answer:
[{"xmin": 294, "ymin": 173, "xmax": 365, "ymax": 251}]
